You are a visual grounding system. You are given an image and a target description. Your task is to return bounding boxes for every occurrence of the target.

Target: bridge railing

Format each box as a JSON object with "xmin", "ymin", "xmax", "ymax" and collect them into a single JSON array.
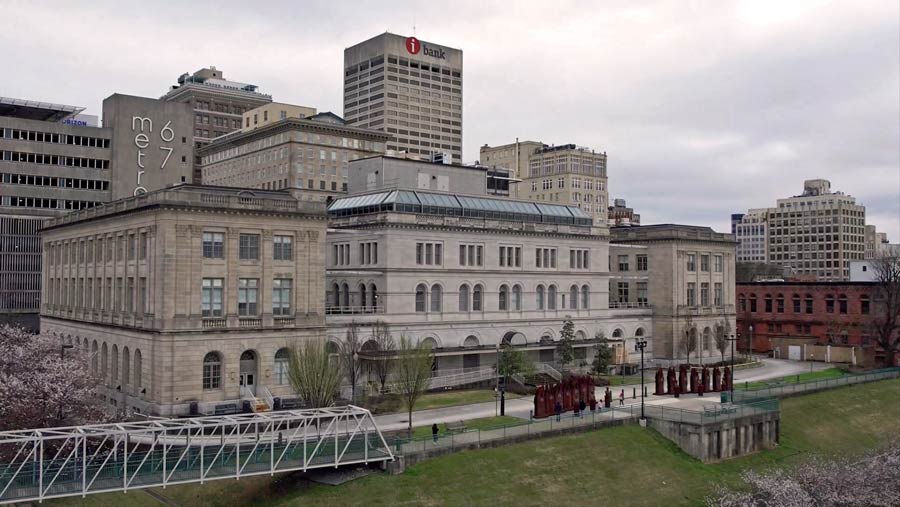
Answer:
[{"xmin": 0, "ymin": 406, "xmax": 393, "ymax": 505}]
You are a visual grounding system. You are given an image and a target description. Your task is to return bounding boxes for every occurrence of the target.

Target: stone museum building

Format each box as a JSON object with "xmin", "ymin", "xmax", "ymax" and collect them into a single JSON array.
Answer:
[{"xmin": 40, "ymin": 185, "xmax": 327, "ymax": 416}]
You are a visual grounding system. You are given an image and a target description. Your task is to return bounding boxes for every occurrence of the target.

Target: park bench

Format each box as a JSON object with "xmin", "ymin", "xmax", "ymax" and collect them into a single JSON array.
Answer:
[
  {"xmin": 213, "ymin": 403, "xmax": 239, "ymax": 416},
  {"xmin": 279, "ymin": 398, "xmax": 303, "ymax": 410},
  {"xmin": 445, "ymin": 420, "xmax": 467, "ymax": 434}
]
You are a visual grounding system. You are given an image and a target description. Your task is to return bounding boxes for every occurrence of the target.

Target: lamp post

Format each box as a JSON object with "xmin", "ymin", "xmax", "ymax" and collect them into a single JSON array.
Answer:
[
  {"xmin": 748, "ymin": 324, "xmax": 754, "ymax": 359},
  {"xmin": 634, "ymin": 337, "xmax": 648, "ymax": 420},
  {"xmin": 495, "ymin": 343, "xmax": 501, "ymax": 417},
  {"xmin": 58, "ymin": 344, "xmax": 74, "ymax": 423}
]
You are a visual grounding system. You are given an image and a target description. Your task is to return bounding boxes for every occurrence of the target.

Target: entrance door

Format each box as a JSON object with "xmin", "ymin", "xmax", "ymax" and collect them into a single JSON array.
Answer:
[
  {"xmin": 239, "ymin": 350, "xmax": 258, "ymax": 397},
  {"xmin": 788, "ymin": 345, "xmax": 801, "ymax": 361}
]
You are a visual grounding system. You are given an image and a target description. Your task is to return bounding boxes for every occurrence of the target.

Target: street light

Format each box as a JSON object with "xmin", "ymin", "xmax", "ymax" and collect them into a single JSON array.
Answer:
[
  {"xmin": 748, "ymin": 324, "xmax": 754, "ymax": 359},
  {"xmin": 726, "ymin": 332, "xmax": 739, "ymax": 404},
  {"xmin": 634, "ymin": 337, "xmax": 648, "ymax": 421},
  {"xmin": 58, "ymin": 343, "xmax": 74, "ymax": 423}
]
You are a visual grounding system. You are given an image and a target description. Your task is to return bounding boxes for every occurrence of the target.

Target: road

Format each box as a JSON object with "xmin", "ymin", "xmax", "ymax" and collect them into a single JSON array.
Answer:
[{"xmin": 373, "ymin": 358, "xmax": 830, "ymax": 432}]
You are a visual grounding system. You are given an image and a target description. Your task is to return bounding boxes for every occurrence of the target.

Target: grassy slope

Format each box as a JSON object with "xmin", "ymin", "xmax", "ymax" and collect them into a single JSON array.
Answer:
[
  {"xmin": 409, "ymin": 416, "xmax": 525, "ymax": 439},
  {"xmin": 51, "ymin": 379, "xmax": 899, "ymax": 507},
  {"xmin": 739, "ymin": 367, "xmax": 846, "ymax": 390},
  {"xmin": 412, "ymin": 389, "xmax": 520, "ymax": 411}
]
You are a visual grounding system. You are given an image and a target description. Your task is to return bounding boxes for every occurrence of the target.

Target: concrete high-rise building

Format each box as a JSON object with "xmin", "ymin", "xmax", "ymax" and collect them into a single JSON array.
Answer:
[
  {"xmin": 343, "ymin": 33, "xmax": 463, "ymax": 163},
  {"xmin": 0, "ymin": 98, "xmax": 113, "ymax": 330},
  {"xmin": 732, "ymin": 208, "xmax": 769, "ymax": 263},
  {"xmin": 863, "ymin": 225, "xmax": 891, "ymax": 259},
  {"xmin": 479, "ymin": 140, "xmax": 545, "ymax": 181},
  {"xmin": 199, "ymin": 111, "xmax": 390, "ymax": 197},
  {"xmin": 764, "ymin": 179, "xmax": 866, "ymax": 281},
  {"xmin": 162, "ymin": 67, "xmax": 272, "ymax": 183}
]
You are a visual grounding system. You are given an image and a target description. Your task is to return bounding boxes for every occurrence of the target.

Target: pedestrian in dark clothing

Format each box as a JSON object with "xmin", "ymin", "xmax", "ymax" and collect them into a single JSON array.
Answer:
[
  {"xmin": 431, "ymin": 423, "xmax": 439, "ymax": 444},
  {"xmin": 579, "ymin": 399, "xmax": 586, "ymax": 418},
  {"xmin": 555, "ymin": 401, "xmax": 562, "ymax": 422},
  {"xmin": 573, "ymin": 402, "xmax": 579, "ymax": 418},
  {"xmin": 619, "ymin": 389, "xmax": 625, "ymax": 406},
  {"xmin": 590, "ymin": 399, "xmax": 597, "ymax": 412}
]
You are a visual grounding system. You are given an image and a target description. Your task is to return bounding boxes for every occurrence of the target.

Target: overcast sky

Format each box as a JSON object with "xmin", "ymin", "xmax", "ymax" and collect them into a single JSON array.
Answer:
[{"xmin": 5, "ymin": 0, "xmax": 898, "ymax": 237}]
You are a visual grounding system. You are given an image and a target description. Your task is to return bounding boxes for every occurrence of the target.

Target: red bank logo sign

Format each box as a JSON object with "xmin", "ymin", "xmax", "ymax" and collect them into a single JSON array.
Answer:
[{"xmin": 405, "ymin": 36, "xmax": 446, "ymax": 59}]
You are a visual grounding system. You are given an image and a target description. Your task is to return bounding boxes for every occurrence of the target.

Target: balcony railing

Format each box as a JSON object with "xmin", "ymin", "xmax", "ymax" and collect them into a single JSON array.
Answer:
[
  {"xmin": 325, "ymin": 305, "xmax": 385, "ymax": 315},
  {"xmin": 608, "ymin": 302, "xmax": 652, "ymax": 309}
]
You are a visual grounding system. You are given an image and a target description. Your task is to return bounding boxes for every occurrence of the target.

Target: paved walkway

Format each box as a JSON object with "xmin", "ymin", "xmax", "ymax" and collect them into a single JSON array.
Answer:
[{"xmin": 375, "ymin": 358, "xmax": 829, "ymax": 433}]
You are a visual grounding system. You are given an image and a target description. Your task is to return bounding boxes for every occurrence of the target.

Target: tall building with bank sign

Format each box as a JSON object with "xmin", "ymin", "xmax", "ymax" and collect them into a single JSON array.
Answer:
[{"xmin": 343, "ymin": 33, "xmax": 463, "ymax": 163}]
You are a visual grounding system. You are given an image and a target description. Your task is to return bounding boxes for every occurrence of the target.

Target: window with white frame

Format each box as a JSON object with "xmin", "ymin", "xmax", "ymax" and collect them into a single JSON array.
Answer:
[
  {"xmin": 273, "ymin": 278, "xmax": 292, "ymax": 316},
  {"xmin": 202, "ymin": 232, "xmax": 224, "ymax": 258},
  {"xmin": 273, "ymin": 235, "xmax": 293, "ymax": 260},
  {"xmin": 201, "ymin": 278, "xmax": 224, "ymax": 317},
  {"xmin": 239, "ymin": 234, "xmax": 260, "ymax": 260},
  {"xmin": 202, "ymin": 352, "xmax": 222, "ymax": 390},
  {"xmin": 274, "ymin": 348, "xmax": 289, "ymax": 384},
  {"xmin": 459, "ymin": 243, "xmax": 483, "ymax": 266},
  {"xmin": 416, "ymin": 242, "xmax": 443, "ymax": 265},
  {"xmin": 238, "ymin": 278, "xmax": 259, "ymax": 315},
  {"xmin": 499, "ymin": 245, "xmax": 522, "ymax": 267}
]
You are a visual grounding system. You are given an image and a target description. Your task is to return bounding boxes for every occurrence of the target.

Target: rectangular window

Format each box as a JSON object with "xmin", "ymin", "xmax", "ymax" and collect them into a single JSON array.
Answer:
[
  {"xmin": 239, "ymin": 234, "xmax": 260, "ymax": 260},
  {"xmin": 636, "ymin": 254, "xmax": 648, "ymax": 271},
  {"xmin": 700, "ymin": 254, "xmax": 709, "ymax": 272},
  {"xmin": 714, "ymin": 255, "xmax": 723, "ymax": 272},
  {"xmin": 618, "ymin": 255, "xmax": 629, "ymax": 271},
  {"xmin": 126, "ymin": 277, "xmax": 134, "ymax": 312},
  {"xmin": 139, "ymin": 232, "xmax": 147, "ymax": 260},
  {"xmin": 714, "ymin": 283, "xmax": 723, "ymax": 306},
  {"xmin": 686, "ymin": 254, "xmax": 696, "ymax": 272},
  {"xmin": 416, "ymin": 242, "xmax": 442, "ymax": 265},
  {"xmin": 272, "ymin": 278, "xmax": 292, "ymax": 316},
  {"xmin": 202, "ymin": 232, "xmax": 224, "ymax": 258},
  {"xmin": 273, "ymin": 235, "xmax": 293, "ymax": 260},
  {"xmin": 238, "ymin": 278, "xmax": 259, "ymax": 316},
  {"xmin": 617, "ymin": 282, "xmax": 629, "ymax": 303},
  {"xmin": 637, "ymin": 282, "xmax": 648, "ymax": 305},
  {"xmin": 202, "ymin": 278, "xmax": 224, "ymax": 317},
  {"xmin": 460, "ymin": 244, "xmax": 483, "ymax": 266},
  {"xmin": 687, "ymin": 283, "xmax": 696, "ymax": 306},
  {"xmin": 700, "ymin": 282, "xmax": 709, "ymax": 306}
]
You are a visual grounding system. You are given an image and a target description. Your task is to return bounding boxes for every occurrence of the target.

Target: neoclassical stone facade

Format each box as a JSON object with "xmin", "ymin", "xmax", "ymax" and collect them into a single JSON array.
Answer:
[{"xmin": 40, "ymin": 185, "xmax": 327, "ymax": 416}]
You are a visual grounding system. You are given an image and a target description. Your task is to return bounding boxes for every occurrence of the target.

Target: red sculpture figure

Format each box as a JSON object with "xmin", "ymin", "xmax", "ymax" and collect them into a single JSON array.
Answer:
[
  {"xmin": 655, "ymin": 368, "xmax": 665, "ymax": 395},
  {"xmin": 604, "ymin": 387, "xmax": 612, "ymax": 408},
  {"xmin": 713, "ymin": 367, "xmax": 721, "ymax": 391},
  {"xmin": 701, "ymin": 367, "xmax": 709, "ymax": 393},
  {"xmin": 678, "ymin": 365, "xmax": 688, "ymax": 394},
  {"xmin": 698, "ymin": 377, "xmax": 705, "ymax": 396},
  {"xmin": 690, "ymin": 368, "xmax": 699, "ymax": 394},
  {"xmin": 722, "ymin": 366, "xmax": 731, "ymax": 392},
  {"xmin": 666, "ymin": 367, "xmax": 677, "ymax": 394}
]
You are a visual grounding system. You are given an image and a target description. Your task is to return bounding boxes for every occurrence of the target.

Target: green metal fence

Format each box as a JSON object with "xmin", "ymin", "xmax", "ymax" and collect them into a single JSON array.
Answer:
[{"xmin": 732, "ymin": 367, "xmax": 900, "ymax": 402}]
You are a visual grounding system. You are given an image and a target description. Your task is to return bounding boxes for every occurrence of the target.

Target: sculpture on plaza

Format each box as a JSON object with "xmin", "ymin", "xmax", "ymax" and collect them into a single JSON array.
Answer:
[
  {"xmin": 533, "ymin": 375, "xmax": 596, "ymax": 418},
  {"xmin": 655, "ymin": 368, "xmax": 665, "ymax": 395}
]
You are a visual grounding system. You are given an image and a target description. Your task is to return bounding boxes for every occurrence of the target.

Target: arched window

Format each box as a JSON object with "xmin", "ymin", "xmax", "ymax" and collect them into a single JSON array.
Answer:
[
  {"xmin": 111, "ymin": 344, "xmax": 119, "ymax": 383},
  {"xmin": 430, "ymin": 285, "xmax": 442, "ymax": 312},
  {"xmin": 825, "ymin": 294, "xmax": 835, "ymax": 313},
  {"xmin": 473, "ymin": 284, "xmax": 483, "ymax": 311},
  {"xmin": 122, "ymin": 347, "xmax": 130, "ymax": 388},
  {"xmin": 860, "ymin": 295, "xmax": 870, "ymax": 315},
  {"xmin": 91, "ymin": 340, "xmax": 98, "ymax": 374},
  {"xmin": 749, "ymin": 294, "xmax": 758, "ymax": 312},
  {"xmin": 275, "ymin": 348, "xmax": 290, "ymax": 385},
  {"xmin": 570, "ymin": 285, "xmax": 579, "ymax": 310},
  {"xmin": 739, "ymin": 294, "xmax": 746, "ymax": 312},
  {"xmin": 101, "ymin": 343, "xmax": 108, "ymax": 377},
  {"xmin": 341, "ymin": 283, "xmax": 350, "ymax": 307},
  {"xmin": 463, "ymin": 335, "xmax": 479, "ymax": 348},
  {"xmin": 764, "ymin": 294, "xmax": 773, "ymax": 313},
  {"xmin": 536, "ymin": 285, "xmax": 545, "ymax": 310},
  {"xmin": 612, "ymin": 329, "xmax": 623, "ymax": 339},
  {"xmin": 134, "ymin": 349, "xmax": 142, "ymax": 389},
  {"xmin": 202, "ymin": 352, "xmax": 222, "ymax": 390},
  {"xmin": 332, "ymin": 283, "xmax": 340, "ymax": 307},
  {"xmin": 792, "ymin": 294, "xmax": 801, "ymax": 313},
  {"xmin": 582, "ymin": 285, "xmax": 590, "ymax": 309},
  {"xmin": 635, "ymin": 328, "xmax": 645, "ymax": 337},
  {"xmin": 369, "ymin": 283, "xmax": 378, "ymax": 308},
  {"xmin": 415, "ymin": 284, "xmax": 427, "ymax": 312},
  {"xmin": 838, "ymin": 294, "xmax": 848, "ymax": 314},
  {"xmin": 548, "ymin": 285, "xmax": 557, "ymax": 310},
  {"xmin": 512, "ymin": 284, "xmax": 522, "ymax": 311},
  {"xmin": 499, "ymin": 284, "xmax": 509, "ymax": 311},
  {"xmin": 805, "ymin": 294, "xmax": 813, "ymax": 313},
  {"xmin": 703, "ymin": 327, "xmax": 712, "ymax": 352},
  {"xmin": 359, "ymin": 284, "xmax": 367, "ymax": 309},
  {"xmin": 458, "ymin": 284, "xmax": 470, "ymax": 312},
  {"xmin": 776, "ymin": 294, "xmax": 784, "ymax": 313}
]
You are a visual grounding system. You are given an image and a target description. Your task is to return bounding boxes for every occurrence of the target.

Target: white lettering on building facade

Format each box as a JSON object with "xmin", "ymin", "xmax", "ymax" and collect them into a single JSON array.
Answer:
[{"xmin": 131, "ymin": 116, "xmax": 176, "ymax": 196}]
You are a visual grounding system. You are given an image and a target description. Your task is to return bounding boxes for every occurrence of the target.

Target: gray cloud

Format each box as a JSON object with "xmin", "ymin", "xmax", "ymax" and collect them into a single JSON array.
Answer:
[{"xmin": 3, "ymin": 0, "xmax": 898, "ymax": 237}]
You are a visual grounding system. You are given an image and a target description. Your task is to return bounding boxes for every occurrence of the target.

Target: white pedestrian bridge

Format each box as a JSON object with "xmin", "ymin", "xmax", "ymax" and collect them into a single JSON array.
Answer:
[{"xmin": 0, "ymin": 405, "xmax": 393, "ymax": 504}]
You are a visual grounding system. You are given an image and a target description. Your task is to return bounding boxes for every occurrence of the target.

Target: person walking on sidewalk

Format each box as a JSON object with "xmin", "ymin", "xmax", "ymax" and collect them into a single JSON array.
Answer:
[
  {"xmin": 555, "ymin": 400, "xmax": 562, "ymax": 422},
  {"xmin": 579, "ymin": 399, "xmax": 586, "ymax": 418},
  {"xmin": 431, "ymin": 423, "xmax": 439, "ymax": 444},
  {"xmin": 619, "ymin": 389, "xmax": 625, "ymax": 406}
]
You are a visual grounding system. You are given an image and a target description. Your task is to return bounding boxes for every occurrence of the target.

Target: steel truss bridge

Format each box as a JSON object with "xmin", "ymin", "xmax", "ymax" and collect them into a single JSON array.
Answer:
[{"xmin": 0, "ymin": 405, "xmax": 393, "ymax": 504}]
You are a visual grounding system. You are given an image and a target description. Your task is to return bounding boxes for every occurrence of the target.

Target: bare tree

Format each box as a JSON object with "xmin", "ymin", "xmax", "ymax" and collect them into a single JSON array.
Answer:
[
  {"xmin": 714, "ymin": 321, "xmax": 730, "ymax": 364},
  {"xmin": 369, "ymin": 320, "xmax": 396, "ymax": 394},
  {"xmin": 680, "ymin": 314, "xmax": 698, "ymax": 365},
  {"xmin": 341, "ymin": 321, "xmax": 363, "ymax": 403},
  {"xmin": 866, "ymin": 255, "xmax": 900, "ymax": 366},
  {"xmin": 287, "ymin": 338, "xmax": 342, "ymax": 408},
  {"xmin": 395, "ymin": 335, "xmax": 434, "ymax": 436}
]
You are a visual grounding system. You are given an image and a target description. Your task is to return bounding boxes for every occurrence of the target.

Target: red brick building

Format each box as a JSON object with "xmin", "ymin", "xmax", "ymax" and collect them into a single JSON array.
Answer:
[{"xmin": 736, "ymin": 281, "xmax": 884, "ymax": 360}]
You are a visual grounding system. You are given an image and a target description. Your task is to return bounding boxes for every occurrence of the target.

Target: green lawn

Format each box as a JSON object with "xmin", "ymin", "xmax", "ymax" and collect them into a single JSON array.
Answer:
[
  {"xmin": 409, "ymin": 416, "xmax": 525, "ymax": 439},
  {"xmin": 50, "ymin": 379, "xmax": 899, "ymax": 507},
  {"xmin": 412, "ymin": 389, "xmax": 520, "ymax": 411},
  {"xmin": 739, "ymin": 367, "xmax": 846, "ymax": 390}
]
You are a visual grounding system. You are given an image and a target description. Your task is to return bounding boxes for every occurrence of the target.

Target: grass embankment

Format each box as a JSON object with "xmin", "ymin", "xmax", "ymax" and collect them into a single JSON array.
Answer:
[{"xmin": 51, "ymin": 378, "xmax": 899, "ymax": 507}]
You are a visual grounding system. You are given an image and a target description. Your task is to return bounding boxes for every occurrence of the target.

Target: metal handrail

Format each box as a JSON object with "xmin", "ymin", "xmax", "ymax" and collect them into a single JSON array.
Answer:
[{"xmin": 325, "ymin": 305, "xmax": 385, "ymax": 315}]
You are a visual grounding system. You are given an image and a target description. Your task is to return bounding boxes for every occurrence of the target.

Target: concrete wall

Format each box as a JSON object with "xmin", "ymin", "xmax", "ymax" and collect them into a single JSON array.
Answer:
[{"xmin": 650, "ymin": 411, "xmax": 780, "ymax": 463}]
